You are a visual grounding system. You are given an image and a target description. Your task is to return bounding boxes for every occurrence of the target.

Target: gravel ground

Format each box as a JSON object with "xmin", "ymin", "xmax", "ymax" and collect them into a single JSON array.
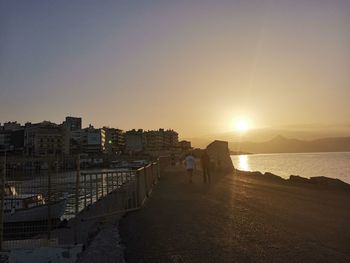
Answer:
[
  {"xmin": 120, "ymin": 166, "xmax": 350, "ymax": 263},
  {"xmin": 49, "ymin": 186, "xmax": 130, "ymax": 263},
  {"xmin": 77, "ymin": 220, "xmax": 126, "ymax": 263}
]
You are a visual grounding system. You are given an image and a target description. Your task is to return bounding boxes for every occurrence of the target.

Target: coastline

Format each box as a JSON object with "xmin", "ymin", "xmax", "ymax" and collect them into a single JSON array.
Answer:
[{"xmin": 230, "ymin": 151, "xmax": 350, "ymax": 184}]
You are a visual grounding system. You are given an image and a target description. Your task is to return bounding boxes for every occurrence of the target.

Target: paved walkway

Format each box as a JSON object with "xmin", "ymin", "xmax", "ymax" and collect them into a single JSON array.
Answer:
[{"xmin": 120, "ymin": 166, "xmax": 350, "ymax": 263}]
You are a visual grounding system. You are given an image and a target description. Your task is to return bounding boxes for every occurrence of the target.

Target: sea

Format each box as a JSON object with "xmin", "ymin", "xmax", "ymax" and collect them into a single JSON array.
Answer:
[{"xmin": 230, "ymin": 152, "xmax": 350, "ymax": 184}]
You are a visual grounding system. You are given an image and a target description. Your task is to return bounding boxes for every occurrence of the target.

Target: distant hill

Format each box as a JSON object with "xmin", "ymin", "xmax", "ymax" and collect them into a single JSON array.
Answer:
[
  {"xmin": 229, "ymin": 136, "xmax": 350, "ymax": 154},
  {"xmin": 184, "ymin": 124, "xmax": 350, "ymax": 149}
]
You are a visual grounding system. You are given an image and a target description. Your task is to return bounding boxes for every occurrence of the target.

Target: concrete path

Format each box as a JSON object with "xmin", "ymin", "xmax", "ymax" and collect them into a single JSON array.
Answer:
[{"xmin": 120, "ymin": 166, "xmax": 350, "ymax": 263}]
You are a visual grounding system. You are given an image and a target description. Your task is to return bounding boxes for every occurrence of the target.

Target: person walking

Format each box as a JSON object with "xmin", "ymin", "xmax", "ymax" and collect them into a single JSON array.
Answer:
[
  {"xmin": 200, "ymin": 150, "xmax": 211, "ymax": 184},
  {"xmin": 185, "ymin": 152, "xmax": 196, "ymax": 183},
  {"xmin": 171, "ymin": 153, "xmax": 176, "ymax": 166}
]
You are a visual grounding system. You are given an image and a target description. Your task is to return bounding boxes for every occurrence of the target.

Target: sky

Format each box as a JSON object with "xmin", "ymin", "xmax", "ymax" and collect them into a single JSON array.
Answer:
[{"xmin": 1, "ymin": 0, "xmax": 349, "ymax": 139}]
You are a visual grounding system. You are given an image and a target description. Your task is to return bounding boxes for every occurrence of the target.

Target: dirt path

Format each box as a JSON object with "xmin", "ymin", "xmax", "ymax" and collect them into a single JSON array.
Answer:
[{"xmin": 120, "ymin": 166, "xmax": 350, "ymax": 262}]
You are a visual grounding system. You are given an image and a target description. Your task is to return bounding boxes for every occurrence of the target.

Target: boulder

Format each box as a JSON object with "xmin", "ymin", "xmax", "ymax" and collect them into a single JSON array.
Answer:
[
  {"xmin": 289, "ymin": 175, "xmax": 311, "ymax": 184},
  {"xmin": 310, "ymin": 176, "xmax": 350, "ymax": 191},
  {"xmin": 206, "ymin": 140, "xmax": 234, "ymax": 172},
  {"xmin": 262, "ymin": 172, "xmax": 284, "ymax": 182}
]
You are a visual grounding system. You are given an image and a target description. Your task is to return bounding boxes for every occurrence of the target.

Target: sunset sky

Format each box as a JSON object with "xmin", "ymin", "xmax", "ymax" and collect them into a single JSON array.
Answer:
[{"xmin": 1, "ymin": 0, "xmax": 349, "ymax": 139}]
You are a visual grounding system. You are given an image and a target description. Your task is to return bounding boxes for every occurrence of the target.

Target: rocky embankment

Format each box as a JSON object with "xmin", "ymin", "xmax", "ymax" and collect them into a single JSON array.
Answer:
[{"xmin": 235, "ymin": 169, "xmax": 350, "ymax": 192}]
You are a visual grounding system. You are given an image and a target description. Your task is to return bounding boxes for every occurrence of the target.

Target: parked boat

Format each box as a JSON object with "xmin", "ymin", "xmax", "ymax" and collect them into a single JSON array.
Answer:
[
  {"xmin": 129, "ymin": 160, "xmax": 149, "ymax": 169},
  {"xmin": 110, "ymin": 160, "xmax": 148, "ymax": 170},
  {"xmin": 3, "ymin": 185, "xmax": 67, "ymax": 223},
  {"xmin": 110, "ymin": 160, "xmax": 131, "ymax": 169}
]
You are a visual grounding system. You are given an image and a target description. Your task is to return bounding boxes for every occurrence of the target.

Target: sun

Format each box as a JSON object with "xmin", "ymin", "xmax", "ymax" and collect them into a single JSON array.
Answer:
[{"xmin": 233, "ymin": 118, "xmax": 250, "ymax": 133}]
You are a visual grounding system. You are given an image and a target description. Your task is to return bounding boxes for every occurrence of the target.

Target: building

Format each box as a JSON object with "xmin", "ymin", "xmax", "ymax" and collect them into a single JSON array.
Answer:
[
  {"xmin": 9, "ymin": 129, "xmax": 25, "ymax": 154},
  {"xmin": 102, "ymin": 127, "xmax": 125, "ymax": 154},
  {"xmin": 144, "ymin": 129, "xmax": 179, "ymax": 151},
  {"xmin": 144, "ymin": 130, "xmax": 163, "ymax": 151},
  {"xmin": 179, "ymin": 140, "xmax": 191, "ymax": 151},
  {"xmin": 125, "ymin": 129, "xmax": 144, "ymax": 153},
  {"xmin": 163, "ymin": 129, "xmax": 179, "ymax": 149},
  {"xmin": 3, "ymin": 121, "xmax": 22, "ymax": 131},
  {"xmin": 0, "ymin": 122, "xmax": 25, "ymax": 154},
  {"xmin": 24, "ymin": 121, "xmax": 63, "ymax": 157},
  {"xmin": 0, "ymin": 131, "xmax": 11, "ymax": 150},
  {"xmin": 63, "ymin": 116, "xmax": 82, "ymax": 131},
  {"xmin": 70, "ymin": 125, "xmax": 104, "ymax": 155},
  {"xmin": 69, "ymin": 130, "xmax": 83, "ymax": 154},
  {"xmin": 61, "ymin": 116, "xmax": 83, "ymax": 155},
  {"xmin": 125, "ymin": 128, "xmax": 179, "ymax": 154}
]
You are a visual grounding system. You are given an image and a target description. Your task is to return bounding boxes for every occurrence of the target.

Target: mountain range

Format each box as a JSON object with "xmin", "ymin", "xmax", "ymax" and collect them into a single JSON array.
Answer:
[
  {"xmin": 185, "ymin": 125, "xmax": 350, "ymax": 153},
  {"xmin": 231, "ymin": 136, "xmax": 350, "ymax": 154}
]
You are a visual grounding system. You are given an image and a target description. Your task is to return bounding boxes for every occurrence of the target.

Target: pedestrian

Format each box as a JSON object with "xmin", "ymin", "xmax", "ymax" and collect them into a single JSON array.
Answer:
[
  {"xmin": 200, "ymin": 150, "xmax": 211, "ymax": 183},
  {"xmin": 185, "ymin": 152, "xmax": 196, "ymax": 183},
  {"xmin": 171, "ymin": 153, "xmax": 176, "ymax": 166}
]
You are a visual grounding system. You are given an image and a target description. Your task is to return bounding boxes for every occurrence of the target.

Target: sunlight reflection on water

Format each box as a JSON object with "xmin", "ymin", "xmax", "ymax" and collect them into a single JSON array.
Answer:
[
  {"xmin": 238, "ymin": 155, "xmax": 250, "ymax": 171},
  {"xmin": 231, "ymin": 152, "xmax": 350, "ymax": 183}
]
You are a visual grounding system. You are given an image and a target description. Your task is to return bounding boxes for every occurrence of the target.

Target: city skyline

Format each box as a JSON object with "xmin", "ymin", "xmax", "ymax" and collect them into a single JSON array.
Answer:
[
  {"xmin": 1, "ymin": 0, "xmax": 350, "ymax": 138},
  {"xmin": 0, "ymin": 115, "xmax": 185, "ymax": 159}
]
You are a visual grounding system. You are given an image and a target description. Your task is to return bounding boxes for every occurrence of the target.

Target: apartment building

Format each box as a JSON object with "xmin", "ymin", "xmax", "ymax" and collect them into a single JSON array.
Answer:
[
  {"xmin": 144, "ymin": 129, "xmax": 179, "ymax": 151},
  {"xmin": 24, "ymin": 121, "xmax": 63, "ymax": 157},
  {"xmin": 70, "ymin": 125, "xmax": 104, "ymax": 155},
  {"xmin": 102, "ymin": 127, "xmax": 125, "ymax": 154},
  {"xmin": 125, "ymin": 129, "xmax": 144, "ymax": 153}
]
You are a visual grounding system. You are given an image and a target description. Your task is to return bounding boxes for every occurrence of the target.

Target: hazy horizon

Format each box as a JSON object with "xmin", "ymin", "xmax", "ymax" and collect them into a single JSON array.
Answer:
[
  {"xmin": 185, "ymin": 125, "xmax": 350, "ymax": 148},
  {"xmin": 1, "ymin": 0, "xmax": 349, "ymax": 139}
]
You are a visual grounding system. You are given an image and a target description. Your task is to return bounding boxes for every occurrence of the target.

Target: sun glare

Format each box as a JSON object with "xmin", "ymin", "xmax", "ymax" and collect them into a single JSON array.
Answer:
[{"xmin": 234, "ymin": 118, "xmax": 250, "ymax": 133}]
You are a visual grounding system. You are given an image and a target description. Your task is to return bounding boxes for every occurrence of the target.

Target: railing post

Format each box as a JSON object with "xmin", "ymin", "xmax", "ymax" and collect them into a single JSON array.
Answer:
[
  {"xmin": 106, "ymin": 172, "xmax": 109, "ymax": 195},
  {"xmin": 0, "ymin": 155, "xmax": 6, "ymax": 251},
  {"xmin": 74, "ymin": 155, "xmax": 80, "ymax": 245},
  {"xmin": 90, "ymin": 174, "xmax": 93, "ymax": 205},
  {"xmin": 83, "ymin": 174, "xmax": 87, "ymax": 209},
  {"xmin": 144, "ymin": 167, "xmax": 149, "ymax": 197},
  {"xmin": 47, "ymin": 159, "xmax": 52, "ymax": 240},
  {"xmin": 101, "ymin": 173, "xmax": 104, "ymax": 197},
  {"xmin": 157, "ymin": 160, "xmax": 161, "ymax": 180},
  {"xmin": 136, "ymin": 170, "xmax": 141, "ymax": 207},
  {"xmin": 111, "ymin": 172, "xmax": 115, "ymax": 191},
  {"xmin": 75, "ymin": 155, "xmax": 80, "ymax": 215},
  {"xmin": 152, "ymin": 163, "xmax": 156, "ymax": 184},
  {"xmin": 95, "ymin": 174, "xmax": 99, "ymax": 201}
]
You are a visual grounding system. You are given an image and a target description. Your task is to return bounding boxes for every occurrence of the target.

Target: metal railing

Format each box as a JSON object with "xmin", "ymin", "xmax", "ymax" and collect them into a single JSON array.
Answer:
[{"xmin": 0, "ymin": 155, "xmax": 169, "ymax": 251}]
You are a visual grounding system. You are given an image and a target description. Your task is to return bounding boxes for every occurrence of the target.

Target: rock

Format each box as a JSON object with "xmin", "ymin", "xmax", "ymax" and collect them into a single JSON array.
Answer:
[
  {"xmin": 289, "ymin": 175, "xmax": 311, "ymax": 184},
  {"xmin": 262, "ymin": 172, "xmax": 284, "ymax": 181},
  {"xmin": 310, "ymin": 176, "xmax": 350, "ymax": 191},
  {"xmin": 236, "ymin": 170, "xmax": 284, "ymax": 182},
  {"xmin": 236, "ymin": 170, "xmax": 350, "ymax": 192},
  {"xmin": 206, "ymin": 140, "xmax": 234, "ymax": 172},
  {"xmin": 249, "ymin": 171, "xmax": 264, "ymax": 177}
]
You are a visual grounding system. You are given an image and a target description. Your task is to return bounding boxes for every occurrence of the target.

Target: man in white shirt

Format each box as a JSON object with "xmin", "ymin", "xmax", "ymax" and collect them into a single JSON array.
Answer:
[{"xmin": 185, "ymin": 153, "xmax": 196, "ymax": 183}]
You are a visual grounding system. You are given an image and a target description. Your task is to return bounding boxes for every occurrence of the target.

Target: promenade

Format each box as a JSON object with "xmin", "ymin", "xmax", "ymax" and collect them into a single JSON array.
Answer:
[{"xmin": 120, "ymin": 166, "xmax": 350, "ymax": 263}]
